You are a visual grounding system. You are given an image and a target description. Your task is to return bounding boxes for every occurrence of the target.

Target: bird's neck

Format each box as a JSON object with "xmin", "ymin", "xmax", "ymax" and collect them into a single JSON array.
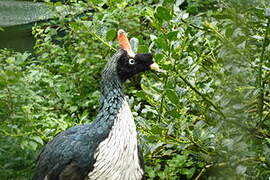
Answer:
[
  {"xmin": 101, "ymin": 78, "xmax": 124, "ymax": 98},
  {"xmin": 94, "ymin": 79, "xmax": 126, "ymax": 125},
  {"xmin": 88, "ymin": 79, "xmax": 143, "ymax": 180}
]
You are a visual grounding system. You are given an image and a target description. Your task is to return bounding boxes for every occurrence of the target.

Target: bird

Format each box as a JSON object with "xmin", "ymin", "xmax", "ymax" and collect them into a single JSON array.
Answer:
[{"xmin": 32, "ymin": 29, "xmax": 160, "ymax": 180}]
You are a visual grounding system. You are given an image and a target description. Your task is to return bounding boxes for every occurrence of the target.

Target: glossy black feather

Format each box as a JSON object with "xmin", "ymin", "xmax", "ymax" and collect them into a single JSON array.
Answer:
[{"xmin": 33, "ymin": 122, "xmax": 114, "ymax": 180}]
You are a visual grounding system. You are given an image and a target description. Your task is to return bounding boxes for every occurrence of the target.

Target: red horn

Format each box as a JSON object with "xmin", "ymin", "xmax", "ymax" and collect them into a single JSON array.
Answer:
[{"xmin": 117, "ymin": 29, "xmax": 135, "ymax": 57}]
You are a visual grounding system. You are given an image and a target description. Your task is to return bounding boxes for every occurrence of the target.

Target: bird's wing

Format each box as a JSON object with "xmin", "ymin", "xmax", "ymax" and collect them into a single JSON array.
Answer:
[{"xmin": 32, "ymin": 124, "xmax": 107, "ymax": 180}]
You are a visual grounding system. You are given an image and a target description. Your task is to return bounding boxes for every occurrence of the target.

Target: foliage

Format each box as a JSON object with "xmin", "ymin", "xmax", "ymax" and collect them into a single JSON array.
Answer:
[{"xmin": 0, "ymin": 0, "xmax": 269, "ymax": 179}]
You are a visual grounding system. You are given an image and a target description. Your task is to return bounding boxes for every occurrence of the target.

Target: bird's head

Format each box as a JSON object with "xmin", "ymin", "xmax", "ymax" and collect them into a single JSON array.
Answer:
[{"xmin": 102, "ymin": 29, "xmax": 160, "ymax": 85}]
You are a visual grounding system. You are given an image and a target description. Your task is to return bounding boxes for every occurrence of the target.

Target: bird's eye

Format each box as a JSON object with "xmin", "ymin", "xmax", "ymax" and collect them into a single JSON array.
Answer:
[{"xmin": 128, "ymin": 59, "xmax": 136, "ymax": 65}]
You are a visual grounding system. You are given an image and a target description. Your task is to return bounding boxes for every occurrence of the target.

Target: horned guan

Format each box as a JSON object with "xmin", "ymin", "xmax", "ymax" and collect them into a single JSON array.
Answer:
[{"xmin": 32, "ymin": 29, "xmax": 160, "ymax": 180}]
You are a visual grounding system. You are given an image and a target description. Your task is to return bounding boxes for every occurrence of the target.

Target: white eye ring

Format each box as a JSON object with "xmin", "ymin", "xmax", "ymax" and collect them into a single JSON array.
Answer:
[{"xmin": 129, "ymin": 59, "xmax": 136, "ymax": 65}]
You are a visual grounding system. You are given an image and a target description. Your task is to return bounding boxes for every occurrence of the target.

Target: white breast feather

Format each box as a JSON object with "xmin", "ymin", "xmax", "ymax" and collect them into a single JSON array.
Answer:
[{"xmin": 87, "ymin": 99, "xmax": 143, "ymax": 180}]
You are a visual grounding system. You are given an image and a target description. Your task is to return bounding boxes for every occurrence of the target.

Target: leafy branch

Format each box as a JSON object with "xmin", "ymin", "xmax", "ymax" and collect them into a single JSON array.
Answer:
[
  {"xmin": 194, "ymin": 157, "xmax": 266, "ymax": 180},
  {"xmin": 177, "ymin": 73, "xmax": 225, "ymax": 118}
]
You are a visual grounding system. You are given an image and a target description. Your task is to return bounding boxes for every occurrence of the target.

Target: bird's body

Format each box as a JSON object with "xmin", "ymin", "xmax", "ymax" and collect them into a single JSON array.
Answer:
[
  {"xmin": 33, "ymin": 30, "xmax": 159, "ymax": 180},
  {"xmin": 88, "ymin": 96, "xmax": 143, "ymax": 180}
]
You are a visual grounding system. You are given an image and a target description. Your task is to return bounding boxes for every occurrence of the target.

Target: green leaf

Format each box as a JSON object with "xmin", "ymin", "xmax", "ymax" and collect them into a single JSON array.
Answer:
[
  {"xmin": 152, "ymin": 125, "xmax": 163, "ymax": 134},
  {"xmin": 167, "ymin": 31, "xmax": 178, "ymax": 41},
  {"xmin": 28, "ymin": 141, "xmax": 38, "ymax": 151},
  {"xmin": 166, "ymin": 89, "xmax": 179, "ymax": 105},
  {"xmin": 16, "ymin": 52, "xmax": 30, "ymax": 65},
  {"xmin": 106, "ymin": 29, "xmax": 117, "ymax": 41},
  {"xmin": 69, "ymin": 106, "xmax": 78, "ymax": 112},
  {"xmin": 225, "ymin": 26, "xmax": 234, "ymax": 38},
  {"xmin": 32, "ymin": 136, "xmax": 43, "ymax": 145},
  {"xmin": 155, "ymin": 53, "xmax": 164, "ymax": 61},
  {"xmin": 91, "ymin": 0, "xmax": 104, "ymax": 5},
  {"xmin": 156, "ymin": 6, "xmax": 172, "ymax": 21},
  {"xmin": 20, "ymin": 141, "xmax": 28, "ymax": 150},
  {"xmin": 236, "ymin": 165, "xmax": 247, "ymax": 175},
  {"xmin": 5, "ymin": 57, "xmax": 15, "ymax": 64},
  {"xmin": 182, "ymin": 167, "xmax": 196, "ymax": 179},
  {"xmin": 155, "ymin": 37, "xmax": 168, "ymax": 50},
  {"xmin": 138, "ymin": 45, "xmax": 149, "ymax": 53},
  {"xmin": 164, "ymin": 0, "xmax": 175, "ymax": 4},
  {"xmin": 80, "ymin": 111, "xmax": 89, "ymax": 121},
  {"xmin": 165, "ymin": 108, "xmax": 181, "ymax": 118},
  {"xmin": 145, "ymin": 166, "xmax": 156, "ymax": 178},
  {"xmin": 265, "ymin": 8, "xmax": 270, "ymax": 17}
]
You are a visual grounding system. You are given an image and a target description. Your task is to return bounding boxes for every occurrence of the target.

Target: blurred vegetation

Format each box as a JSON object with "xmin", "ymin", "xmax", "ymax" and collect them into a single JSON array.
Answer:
[{"xmin": 0, "ymin": 0, "xmax": 270, "ymax": 179}]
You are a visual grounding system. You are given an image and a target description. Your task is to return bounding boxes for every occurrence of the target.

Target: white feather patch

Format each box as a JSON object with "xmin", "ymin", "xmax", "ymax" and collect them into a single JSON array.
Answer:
[{"xmin": 87, "ymin": 98, "xmax": 143, "ymax": 180}]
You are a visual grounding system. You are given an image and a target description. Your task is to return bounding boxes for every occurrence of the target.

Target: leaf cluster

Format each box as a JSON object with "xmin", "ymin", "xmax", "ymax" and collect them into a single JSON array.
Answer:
[{"xmin": 0, "ymin": 0, "xmax": 269, "ymax": 179}]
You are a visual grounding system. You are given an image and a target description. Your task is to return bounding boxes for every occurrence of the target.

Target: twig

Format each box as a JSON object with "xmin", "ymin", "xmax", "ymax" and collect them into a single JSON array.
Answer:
[
  {"xmin": 257, "ymin": 17, "xmax": 269, "ymax": 122},
  {"xmin": 158, "ymin": 74, "xmax": 168, "ymax": 122},
  {"xmin": 194, "ymin": 157, "xmax": 264, "ymax": 180},
  {"xmin": 90, "ymin": 31, "xmax": 117, "ymax": 52},
  {"xmin": 0, "ymin": 129, "xmax": 31, "ymax": 137},
  {"xmin": 187, "ymin": 136, "xmax": 211, "ymax": 155},
  {"xmin": 158, "ymin": 46, "xmax": 171, "ymax": 122},
  {"xmin": 181, "ymin": 18, "xmax": 211, "ymax": 32},
  {"xmin": 178, "ymin": 74, "xmax": 225, "ymax": 118},
  {"xmin": 5, "ymin": 84, "xmax": 14, "ymax": 117}
]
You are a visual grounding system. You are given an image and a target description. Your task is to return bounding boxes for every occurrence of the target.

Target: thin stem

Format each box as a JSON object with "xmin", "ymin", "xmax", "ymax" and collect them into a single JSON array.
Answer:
[
  {"xmin": 194, "ymin": 157, "xmax": 265, "ymax": 180},
  {"xmin": 187, "ymin": 136, "xmax": 211, "ymax": 155},
  {"xmin": 257, "ymin": 18, "xmax": 269, "ymax": 122},
  {"xmin": 0, "ymin": 129, "xmax": 31, "ymax": 137},
  {"xmin": 157, "ymin": 18, "xmax": 175, "ymax": 122},
  {"xmin": 90, "ymin": 31, "xmax": 117, "ymax": 52},
  {"xmin": 181, "ymin": 18, "xmax": 211, "ymax": 32},
  {"xmin": 178, "ymin": 74, "xmax": 225, "ymax": 118},
  {"xmin": 158, "ymin": 75, "xmax": 168, "ymax": 122},
  {"xmin": 5, "ymin": 84, "xmax": 14, "ymax": 117},
  {"xmin": 173, "ymin": 36, "xmax": 188, "ymax": 89}
]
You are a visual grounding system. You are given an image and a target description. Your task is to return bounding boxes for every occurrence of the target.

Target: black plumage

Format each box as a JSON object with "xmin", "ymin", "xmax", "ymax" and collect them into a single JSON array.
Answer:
[{"xmin": 33, "ymin": 30, "xmax": 159, "ymax": 180}]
